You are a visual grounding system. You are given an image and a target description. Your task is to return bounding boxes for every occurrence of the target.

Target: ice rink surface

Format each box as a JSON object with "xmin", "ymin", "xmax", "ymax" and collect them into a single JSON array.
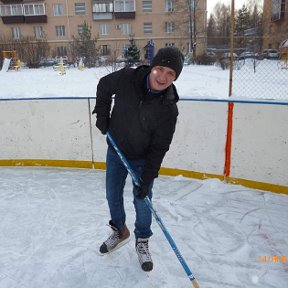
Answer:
[{"xmin": 0, "ymin": 167, "xmax": 287, "ymax": 288}]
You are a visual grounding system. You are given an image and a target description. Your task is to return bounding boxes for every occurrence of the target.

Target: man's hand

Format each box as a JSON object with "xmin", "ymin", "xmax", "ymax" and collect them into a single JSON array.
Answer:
[
  {"xmin": 136, "ymin": 183, "xmax": 149, "ymax": 199},
  {"xmin": 96, "ymin": 117, "xmax": 109, "ymax": 135}
]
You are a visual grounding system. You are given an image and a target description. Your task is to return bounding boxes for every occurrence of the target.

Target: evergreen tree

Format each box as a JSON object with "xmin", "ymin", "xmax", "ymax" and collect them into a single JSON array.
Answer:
[
  {"xmin": 235, "ymin": 4, "xmax": 251, "ymax": 34},
  {"xmin": 127, "ymin": 37, "xmax": 140, "ymax": 66},
  {"xmin": 235, "ymin": 4, "xmax": 253, "ymax": 48},
  {"xmin": 71, "ymin": 22, "xmax": 97, "ymax": 67}
]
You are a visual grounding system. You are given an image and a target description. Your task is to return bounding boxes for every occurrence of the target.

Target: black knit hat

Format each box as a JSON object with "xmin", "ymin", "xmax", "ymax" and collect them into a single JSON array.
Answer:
[{"xmin": 151, "ymin": 46, "xmax": 184, "ymax": 80}]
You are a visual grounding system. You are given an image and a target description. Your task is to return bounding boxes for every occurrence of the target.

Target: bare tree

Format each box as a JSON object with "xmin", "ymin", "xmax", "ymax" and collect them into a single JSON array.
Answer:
[
  {"xmin": 172, "ymin": 0, "xmax": 205, "ymax": 58},
  {"xmin": 0, "ymin": 35, "xmax": 50, "ymax": 68},
  {"xmin": 207, "ymin": 14, "xmax": 218, "ymax": 47},
  {"xmin": 19, "ymin": 36, "xmax": 50, "ymax": 68}
]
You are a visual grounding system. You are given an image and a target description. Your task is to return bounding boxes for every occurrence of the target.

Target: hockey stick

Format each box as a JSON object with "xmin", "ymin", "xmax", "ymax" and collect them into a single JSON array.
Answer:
[{"xmin": 107, "ymin": 132, "xmax": 200, "ymax": 288}]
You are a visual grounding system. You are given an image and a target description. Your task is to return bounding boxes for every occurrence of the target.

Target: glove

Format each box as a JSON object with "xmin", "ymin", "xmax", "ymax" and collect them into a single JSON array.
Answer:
[
  {"xmin": 136, "ymin": 183, "xmax": 150, "ymax": 199},
  {"xmin": 96, "ymin": 117, "xmax": 109, "ymax": 135}
]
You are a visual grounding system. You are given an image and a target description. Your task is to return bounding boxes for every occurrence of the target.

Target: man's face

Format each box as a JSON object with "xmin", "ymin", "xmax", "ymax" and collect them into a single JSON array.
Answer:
[{"xmin": 149, "ymin": 66, "xmax": 176, "ymax": 91}]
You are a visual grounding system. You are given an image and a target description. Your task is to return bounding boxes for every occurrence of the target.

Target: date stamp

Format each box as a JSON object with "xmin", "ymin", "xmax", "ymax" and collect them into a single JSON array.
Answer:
[{"xmin": 258, "ymin": 256, "xmax": 288, "ymax": 263}]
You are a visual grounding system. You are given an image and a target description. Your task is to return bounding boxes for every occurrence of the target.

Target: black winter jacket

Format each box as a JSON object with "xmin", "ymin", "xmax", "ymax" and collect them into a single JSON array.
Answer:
[{"xmin": 92, "ymin": 65, "xmax": 179, "ymax": 185}]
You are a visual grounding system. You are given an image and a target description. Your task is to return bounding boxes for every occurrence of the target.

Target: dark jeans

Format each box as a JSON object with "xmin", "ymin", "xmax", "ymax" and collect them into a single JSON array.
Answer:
[{"xmin": 106, "ymin": 146, "xmax": 153, "ymax": 239}]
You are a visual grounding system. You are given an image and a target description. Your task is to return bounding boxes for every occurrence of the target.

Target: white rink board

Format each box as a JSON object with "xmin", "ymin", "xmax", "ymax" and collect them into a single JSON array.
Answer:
[
  {"xmin": 162, "ymin": 101, "xmax": 227, "ymax": 175},
  {"xmin": 0, "ymin": 100, "xmax": 92, "ymax": 160},
  {"xmin": 0, "ymin": 98, "xmax": 287, "ymax": 187},
  {"xmin": 231, "ymin": 104, "xmax": 288, "ymax": 185}
]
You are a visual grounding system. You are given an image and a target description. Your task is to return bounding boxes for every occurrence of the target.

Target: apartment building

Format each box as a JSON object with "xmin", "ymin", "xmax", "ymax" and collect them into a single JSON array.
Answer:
[
  {"xmin": 262, "ymin": 0, "xmax": 288, "ymax": 49},
  {"xmin": 0, "ymin": 0, "xmax": 207, "ymax": 61}
]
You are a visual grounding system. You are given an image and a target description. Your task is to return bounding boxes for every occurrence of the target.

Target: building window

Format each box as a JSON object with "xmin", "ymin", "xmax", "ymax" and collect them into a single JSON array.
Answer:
[
  {"xmin": 100, "ymin": 45, "xmax": 109, "ymax": 55},
  {"xmin": 143, "ymin": 22, "xmax": 152, "ymax": 33},
  {"xmin": 165, "ymin": 22, "xmax": 174, "ymax": 33},
  {"xmin": 78, "ymin": 24, "xmax": 84, "ymax": 35},
  {"xmin": 100, "ymin": 24, "xmax": 109, "ymax": 35},
  {"xmin": 271, "ymin": 0, "xmax": 285, "ymax": 21},
  {"xmin": 114, "ymin": 0, "xmax": 135, "ymax": 12},
  {"xmin": 165, "ymin": 0, "xmax": 174, "ymax": 12},
  {"xmin": 142, "ymin": 0, "xmax": 152, "ymax": 12},
  {"xmin": 57, "ymin": 46, "xmax": 67, "ymax": 57},
  {"xmin": 11, "ymin": 27, "xmax": 21, "ymax": 39},
  {"xmin": 34, "ymin": 26, "xmax": 44, "ymax": 38},
  {"xmin": 23, "ymin": 3, "xmax": 45, "ymax": 15},
  {"xmin": 121, "ymin": 23, "xmax": 132, "ymax": 35},
  {"xmin": 55, "ymin": 25, "xmax": 65, "ymax": 37},
  {"xmin": 75, "ymin": 3, "xmax": 86, "ymax": 15},
  {"xmin": 53, "ymin": 4, "xmax": 64, "ymax": 16}
]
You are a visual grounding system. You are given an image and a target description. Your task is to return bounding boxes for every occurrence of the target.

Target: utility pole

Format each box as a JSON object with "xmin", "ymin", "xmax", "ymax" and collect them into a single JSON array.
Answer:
[{"xmin": 229, "ymin": 0, "xmax": 235, "ymax": 97}]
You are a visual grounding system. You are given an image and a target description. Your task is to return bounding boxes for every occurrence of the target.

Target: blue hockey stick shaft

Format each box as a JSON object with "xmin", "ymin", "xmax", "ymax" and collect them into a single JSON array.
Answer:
[{"xmin": 107, "ymin": 132, "xmax": 200, "ymax": 288}]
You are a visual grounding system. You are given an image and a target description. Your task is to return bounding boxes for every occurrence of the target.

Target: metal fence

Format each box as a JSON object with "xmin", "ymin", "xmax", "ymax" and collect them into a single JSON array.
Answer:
[
  {"xmin": 232, "ymin": 56, "xmax": 287, "ymax": 100},
  {"xmin": 230, "ymin": 0, "xmax": 288, "ymax": 100}
]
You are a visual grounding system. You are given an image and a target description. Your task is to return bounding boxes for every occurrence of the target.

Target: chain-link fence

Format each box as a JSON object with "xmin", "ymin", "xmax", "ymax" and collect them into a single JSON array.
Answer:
[
  {"xmin": 232, "ymin": 56, "xmax": 287, "ymax": 100},
  {"xmin": 208, "ymin": 0, "xmax": 287, "ymax": 100},
  {"xmin": 230, "ymin": 0, "xmax": 288, "ymax": 100}
]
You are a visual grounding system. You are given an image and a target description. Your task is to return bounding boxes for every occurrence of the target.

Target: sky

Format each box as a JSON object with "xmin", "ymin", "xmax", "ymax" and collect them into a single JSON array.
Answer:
[
  {"xmin": 0, "ymin": 61, "xmax": 287, "ymax": 288},
  {"xmin": 207, "ymin": 0, "xmax": 240, "ymax": 14}
]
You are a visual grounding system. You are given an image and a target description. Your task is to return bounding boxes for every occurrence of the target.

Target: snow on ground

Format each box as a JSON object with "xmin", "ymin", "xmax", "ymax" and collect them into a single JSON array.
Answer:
[
  {"xmin": 1, "ymin": 60, "xmax": 287, "ymax": 100},
  {"xmin": 0, "ymin": 167, "xmax": 287, "ymax": 288}
]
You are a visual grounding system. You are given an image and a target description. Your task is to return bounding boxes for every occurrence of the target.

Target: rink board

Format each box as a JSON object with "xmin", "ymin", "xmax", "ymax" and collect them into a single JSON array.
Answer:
[{"xmin": 0, "ymin": 98, "xmax": 287, "ymax": 193}]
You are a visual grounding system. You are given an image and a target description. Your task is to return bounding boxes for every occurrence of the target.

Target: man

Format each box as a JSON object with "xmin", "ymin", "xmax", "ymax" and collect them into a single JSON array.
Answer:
[{"xmin": 92, "ymin": 46, "xmax": 184, "ymax": 272}]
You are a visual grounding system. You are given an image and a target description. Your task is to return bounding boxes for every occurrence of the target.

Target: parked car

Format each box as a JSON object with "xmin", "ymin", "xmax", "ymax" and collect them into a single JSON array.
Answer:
[
  {"xmin": 239, "ymin": 51, "xmax": 258, "ymax": 60},
  {"xmin": 262, "ymin": 49, "xmax": 279, "ymax": 59},
  {"xmin": 194, "ymin": 52, "xmax": 216, "ymax": 65},
  {"xmin": 221, "ymin": 52, "xmax": 238, "ymax": 60},
  {"xmin": 183, "ymin": 56, "xmax": 191, "ymax": 65},
  {"xmin": 39, "ymin": 58, "xmax": 57, "ymax": 67},
  {"xmin": 205, "ymin": 51, "xmax": 217, "ymax": 61}
]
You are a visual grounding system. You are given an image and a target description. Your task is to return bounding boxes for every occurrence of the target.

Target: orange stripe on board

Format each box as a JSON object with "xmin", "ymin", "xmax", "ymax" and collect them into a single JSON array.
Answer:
[{"xmin": 224, "ymin": 102, "xmax": 234, "ymax": 177}]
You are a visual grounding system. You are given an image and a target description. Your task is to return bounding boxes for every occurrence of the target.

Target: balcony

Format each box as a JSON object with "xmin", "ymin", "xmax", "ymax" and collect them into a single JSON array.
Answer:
[
  {"xmin": 0, "ymin": 0, "xmax": 23, "ymax": 3},
  {"xmin": 114, "ymin": 11, "xmax": 135, "ymax": 19},
  {"xmin": 0, "ymin": 2, "xmax": 47, "ymax": 24},
  {"xmin": 92, "ymin": 0, "xmax": 136, "ymax": 20},
  {"xmin": 92, "ymin": 1, "xmax": 113, "ymax": 20},
  {"xmin": 114, "ymin": 0, "xmax": 135, "ymax": 19},
  {"xmin": 0, "ymin": 3, "xmax": 25, "ymax": 23},
  {"xmin": 24, "ymin": 3, "xmax": 47, "ymax": 23}
]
